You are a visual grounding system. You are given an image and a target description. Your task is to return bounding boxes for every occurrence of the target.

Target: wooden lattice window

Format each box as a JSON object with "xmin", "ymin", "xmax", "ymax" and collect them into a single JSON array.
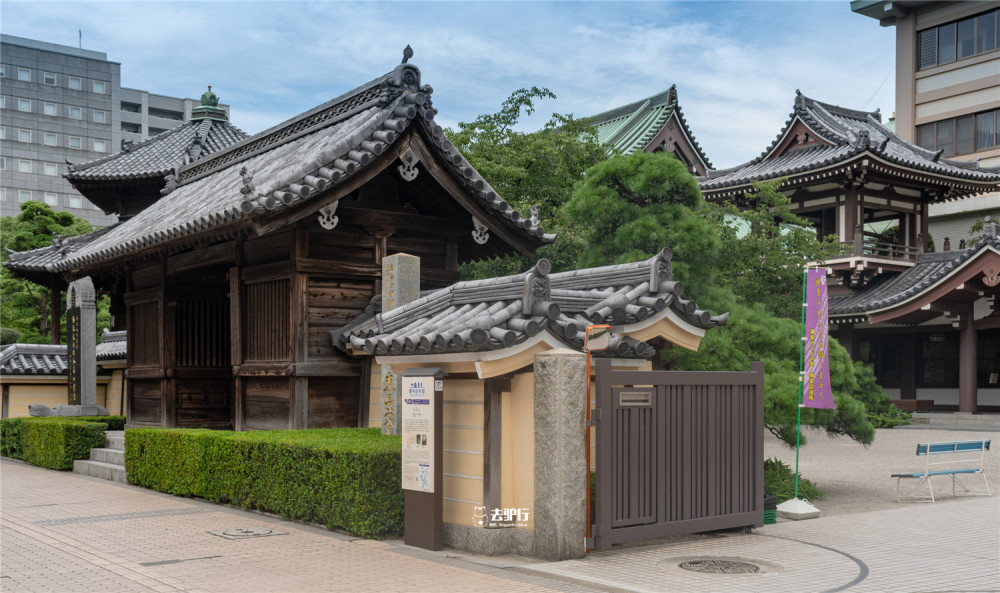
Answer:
[
  {"xmin": 176, "ymin": 299, "xmax": 228, "ymax": 367},
  {"xmin": 244, "ymin": 279, "xmax": 290, "ymax": 362}
]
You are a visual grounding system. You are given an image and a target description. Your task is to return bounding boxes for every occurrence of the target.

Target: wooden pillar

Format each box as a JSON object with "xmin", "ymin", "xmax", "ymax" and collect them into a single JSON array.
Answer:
[
  {"xmin": 844, "ymin": 189, "xmax": 858, "ymax": 244},
  {"xmin": 161, "ymin": 260, "xmax": 176, "ymax": 427},
  {"xmin": 290, "ymin": 229, "xmax": 309, "ymax": 430},
  {"xmin": 483, "ymin": 376, "xmax": 508, "ymax": 524},
  {"xmin": 49, "ymin": 280, "xmax": 61, "ymax": 345},
  {"xmin": 958, "ymin": 307, "xmax": 978, "ymax": 413}
]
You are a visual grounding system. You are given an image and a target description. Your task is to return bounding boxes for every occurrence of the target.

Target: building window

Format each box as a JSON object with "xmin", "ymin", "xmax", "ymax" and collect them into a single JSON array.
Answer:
[
  {"xmin": 918, "ymin": 8, "xmax": 999, "ymax": 69},
  {"xmin": 0, "ymin": 127, "xmax": 5, "ymax": 140},
  {"xmin": 17, "ymin": 68, "xmax": 30, "ymax": 82},
  {"xmin": 917, "ymin": 109, "xmax": 1000, "ymax": 156},
  {"xmin": 18, "ymin": 129, "xmax": 31, "ymax": 143},
  {"xmin": 859, "ymin": 336, "xmax": 901, "ymax": 387},
  {"xmin": 69, "ymin": 195, "xmax": 83, "ymax": 208},
  {"xmin": 93, "ymin": 139, "xmax": 108, "ymax": 153},
  {"xmin": 0, "ymin": 157, "xmax": 5, "ymax": 170},
  {"xmin": 121, "ymin": 101, "xmax": 142, "ymax": 113},
  {"xmin": 148, "ymin": 127, "xmax": 169, "ymax": 136},
  {"xmin": 121, "ymin": 122, "xmax": 141, "ymax": 133},
  {"xmin": 17, "ymin": 98, "xmax": 31, "ymax": 112},
  {"xmin": 43, "ymin": 162, "xmax": 58, "ymax": 176},
  {"xmin": 921, "ymin": 334, "xmax": 959, "ymax": 387},
  {"xmin": 42, "ymin": 72, "xmax": 57, "ymax": 86},
  {"xmin": 68, "ymin": 136, "xmax": 82, "ymax": 149},
  {"xmin": 43, "ymin": 132, "xmax": 58, "ymax": 146},
  {"xmin": 19, "ymin": 190, "xmax": 32, "ymax": 202},
  {"xmin": 0, "ymin": 65, "xmax": 4, "ymax": 77},
  {"xmin": 93, "ymin": 110, "xmax": 108, "ymax": 124},
  {"xmin": 18, "ymin": 159, "xmax": 31, "ymax": 173},
  {"xmin": 0, "ymin": 96, "xmax": 4, "ymax": 109},
  {"xmin": 43, "ymin": 101, "xmax": 57, "ymax": 116},
  {"xmin": 0, "ymin": 189, "xmax": 5, "ymax": 201},
  {"xmin": 92, "ymin": 80, "xmax": 106, "ymax": 94},
  {"xmin": 68, "ymin": 76, "xmax": 82, "ymax": 90},
  {"xmin": 148, "ymin": 107, "xmax": 184, "ymax": 121},
  {"xmin": 44, "ymin": 192, "xmax": 58, "ymax": 206},
  {"xmin": 69, "ymin": 106, "xmax": 82, "ymax": 120}
]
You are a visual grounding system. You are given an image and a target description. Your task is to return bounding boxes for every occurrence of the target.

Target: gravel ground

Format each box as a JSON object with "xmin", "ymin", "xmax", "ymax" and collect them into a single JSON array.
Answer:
[{"xmin": 763, "ymin": 425, "xmax": 1000, "ymax": 517}]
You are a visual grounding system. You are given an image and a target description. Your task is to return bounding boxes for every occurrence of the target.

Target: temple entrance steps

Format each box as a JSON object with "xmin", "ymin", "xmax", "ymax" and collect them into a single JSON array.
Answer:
[
  {"xmin": 906, "ymin": 413, "xmax": 1000, "ymax": 431},
  {"xmin": 73, "ymin": 430, "xmax": 126, "ymax": 483}
]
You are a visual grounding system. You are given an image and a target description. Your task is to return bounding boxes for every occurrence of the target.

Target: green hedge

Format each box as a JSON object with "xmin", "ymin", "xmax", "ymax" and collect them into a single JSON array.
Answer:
[
  {"xmin": 125, "ymin": 427, "xmax": 403, "ymax": 538},
  {"xmin": 1, "ymin": 415, "xmax": 125, "ymax": 463},
  {"xmin": 0, "ymin": 417, "xmax": 107, "ymax": 469}
]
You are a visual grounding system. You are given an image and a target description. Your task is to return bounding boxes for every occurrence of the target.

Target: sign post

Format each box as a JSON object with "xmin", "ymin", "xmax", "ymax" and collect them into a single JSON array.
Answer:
[{"xmin": 401, "ymin": 367, "xmax": 444, "ymax": 550}]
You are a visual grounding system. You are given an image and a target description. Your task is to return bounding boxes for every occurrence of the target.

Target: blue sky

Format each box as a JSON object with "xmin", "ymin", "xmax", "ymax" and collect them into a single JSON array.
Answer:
[{"xmin": 2, "ymin": 1, "xmax": 896, "ymax": 168}]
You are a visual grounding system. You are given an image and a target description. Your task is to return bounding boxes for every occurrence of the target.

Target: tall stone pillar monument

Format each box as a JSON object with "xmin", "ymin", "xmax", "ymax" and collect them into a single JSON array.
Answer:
[
  {"xmin": 381, "ymin": 254, "xmax": 421, "ymax": 435},
  {"xmin": 66, "ymin": 277, "xmax": 97, "ymax": 406}
]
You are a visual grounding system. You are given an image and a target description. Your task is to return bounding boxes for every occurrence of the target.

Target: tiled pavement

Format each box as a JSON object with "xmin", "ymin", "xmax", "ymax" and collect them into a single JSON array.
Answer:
[{"xmin": 3, "ymin": 457, "xmax": 998, "ymax": 593}]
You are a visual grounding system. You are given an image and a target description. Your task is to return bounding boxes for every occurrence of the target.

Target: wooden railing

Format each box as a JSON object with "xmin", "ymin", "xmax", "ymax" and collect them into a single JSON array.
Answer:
[{"xmin": 841, "ymin": 236, "xmax": 920, "ymax": 261}]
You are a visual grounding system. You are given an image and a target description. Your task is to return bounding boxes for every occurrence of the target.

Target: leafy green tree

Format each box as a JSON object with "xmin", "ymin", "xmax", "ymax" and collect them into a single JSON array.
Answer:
[
  {"xmin": 562, "ymin": 153, "xmax": 900, "ymax": 446},
  {"xmin": 1, "ymin": 201, "xmax": 98, "ymax": 343},
  {"xmin": 448, "ymin": 87, "xmax": 606, "ymax": 278}
]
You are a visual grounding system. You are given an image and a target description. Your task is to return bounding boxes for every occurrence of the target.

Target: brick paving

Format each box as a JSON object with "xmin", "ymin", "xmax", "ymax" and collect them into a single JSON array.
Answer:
[{"xmin": 3, "ymin": 425, "xmax": 999, "ymax": 593}]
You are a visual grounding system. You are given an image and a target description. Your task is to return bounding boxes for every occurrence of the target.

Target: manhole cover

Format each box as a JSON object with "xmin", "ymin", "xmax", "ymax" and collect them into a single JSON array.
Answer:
[
  {"xmin": 208, "ymin": 527, "xmax": 288, "ymax": 540},
  {"xmin": 679, "ymin": 559, "xmax": 761, "ymax": 574}
]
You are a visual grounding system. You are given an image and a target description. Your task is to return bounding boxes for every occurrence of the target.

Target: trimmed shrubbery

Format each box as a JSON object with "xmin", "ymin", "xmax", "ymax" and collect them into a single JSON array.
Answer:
[
  {"xmin": 0, "ymin": 417, "xmax": 107, "ymax": 469},
  {"xmin": 764, "ymin": 457, "xmax": 823, "ymax": 503},
  {"xmin": 125, "ymin": 427, "xmax": 403, "ymax": 538}
]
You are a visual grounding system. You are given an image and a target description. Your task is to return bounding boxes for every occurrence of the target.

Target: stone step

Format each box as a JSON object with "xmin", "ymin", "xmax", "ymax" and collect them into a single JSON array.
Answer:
[
  {"xmin": 73, "ymin": 459, "xmax": 127, "ymax": 483},
  {"xmin": 89, "ymin": 447, "xmax": 125, "ymax": 465},
  {"xmin": 105, "ymin": 430, "xmax": 125, "ymax": 450},
  {"xmin": 908, "ymin": 412, "xmax": 1000, "ymax": 430}
]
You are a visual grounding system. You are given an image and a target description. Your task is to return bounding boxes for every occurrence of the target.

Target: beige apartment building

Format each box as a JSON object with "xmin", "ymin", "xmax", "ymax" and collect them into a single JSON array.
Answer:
[{"xmin": 854, "ymin": 1, "xmax": 1000, "ymax": 244}]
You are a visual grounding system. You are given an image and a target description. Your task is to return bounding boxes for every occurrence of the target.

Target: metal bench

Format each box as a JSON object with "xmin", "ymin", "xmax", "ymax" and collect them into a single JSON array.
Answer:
[{"xmin": 891, "ymin": 439, "xmax": 991, "ymax": 503}]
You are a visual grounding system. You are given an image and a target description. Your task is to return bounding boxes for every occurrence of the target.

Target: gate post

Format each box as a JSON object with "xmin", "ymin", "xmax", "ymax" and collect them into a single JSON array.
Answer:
[{"xmin": 533, "ymin": 349, "xmax": 587, "ymax": 561}]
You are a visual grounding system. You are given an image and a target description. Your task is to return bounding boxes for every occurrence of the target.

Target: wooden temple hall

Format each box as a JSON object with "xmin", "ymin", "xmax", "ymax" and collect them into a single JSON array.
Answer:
[
  {"xmin": 6, "ymin": 51, "xmax": 567, "ymax": 430},
  {"xmin": 700, "ymin": 92, "xmax": 1000, "ymax": 413}
]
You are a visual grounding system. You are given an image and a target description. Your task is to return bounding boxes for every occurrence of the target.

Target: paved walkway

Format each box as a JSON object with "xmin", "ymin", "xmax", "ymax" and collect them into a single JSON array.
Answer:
[{"xmin": 3, "ymin": 446, "xmax": 999, "ymax": 593}]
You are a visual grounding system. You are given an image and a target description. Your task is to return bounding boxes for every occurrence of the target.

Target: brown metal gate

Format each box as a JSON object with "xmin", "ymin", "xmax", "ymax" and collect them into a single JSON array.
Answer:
[{"xmin": 590, "ymin": 359, "xmax": 764, "ymax": 550}]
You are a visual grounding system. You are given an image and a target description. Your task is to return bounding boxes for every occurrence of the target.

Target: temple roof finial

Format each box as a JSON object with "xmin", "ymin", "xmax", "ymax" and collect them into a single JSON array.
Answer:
[
  {"xmin": 201, "ymin": 85, "xmax": 219, "ymax": 107},
  {"xmin": 402, "ymin": 45, "xmax": 413, "ymax": 64}
]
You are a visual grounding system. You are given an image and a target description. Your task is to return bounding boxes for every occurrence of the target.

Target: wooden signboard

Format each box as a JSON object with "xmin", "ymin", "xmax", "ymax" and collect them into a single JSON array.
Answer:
[
  {"xmin": 402, "ymin": 368, "xmax": 444, "ymax": 551},
  {"xmin": 66, "ymin": 306, "xmax": 82, "ymax": 405}
]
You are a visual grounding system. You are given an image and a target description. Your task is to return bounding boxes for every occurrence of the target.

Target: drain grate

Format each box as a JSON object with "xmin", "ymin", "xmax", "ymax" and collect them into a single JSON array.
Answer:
[
  {"xmin": 679, "ymin": 559, "xmax": 761, "ymax": 574},
  {"xmin": 208, "ymin": 527, "xmax": 287, "ymax": 540}
]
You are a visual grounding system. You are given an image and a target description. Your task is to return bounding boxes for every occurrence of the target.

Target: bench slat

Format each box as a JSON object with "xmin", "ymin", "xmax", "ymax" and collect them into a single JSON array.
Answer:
[
  {"xmin": 916, "ymin": 440, "xmax": 990, "ymax": 456},
  {"xmin": 891, "ymin": 469, "xmax": 982, "ymax": 478}
]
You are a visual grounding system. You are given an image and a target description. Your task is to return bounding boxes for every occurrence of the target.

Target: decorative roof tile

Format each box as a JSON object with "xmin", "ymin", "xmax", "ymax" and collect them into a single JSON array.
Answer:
[
  {"xmin": 700, "ymin": 91, "xmax": 1000, "ymax": 194},
  {"xmin": 4, "ymin": 226, "xmax": 119, "ymax": 284},
  {"xmin": 52, "ymin": 53, "xmax": 552, "ymax": 273},
  {"xmin": 333, "ymin": 248, "xmax": 727, "ymax": 358}
]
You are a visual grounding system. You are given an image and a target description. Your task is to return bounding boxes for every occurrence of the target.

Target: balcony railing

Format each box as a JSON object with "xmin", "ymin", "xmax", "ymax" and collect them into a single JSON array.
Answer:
[{"xmin": 841, "ymin": 236, "xmax": 920, "ymax": 261}]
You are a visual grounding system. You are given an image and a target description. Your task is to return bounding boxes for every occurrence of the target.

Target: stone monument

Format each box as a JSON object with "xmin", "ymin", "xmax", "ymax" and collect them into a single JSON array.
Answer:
[{"xmin": 66, "ymin": 277, "xmax": 97, "ymax": 406}]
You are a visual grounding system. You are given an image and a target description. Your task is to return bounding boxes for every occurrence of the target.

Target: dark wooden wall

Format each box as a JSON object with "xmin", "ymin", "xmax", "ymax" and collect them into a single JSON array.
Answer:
[{"xmin": 123, "ymin": 190, "xmax": 461, "ymax": 430}]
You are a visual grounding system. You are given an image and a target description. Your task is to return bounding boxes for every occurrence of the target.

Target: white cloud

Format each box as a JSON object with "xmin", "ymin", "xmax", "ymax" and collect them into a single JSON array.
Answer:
[{"xmin": 1, "ymin": 0, "xmax": 895, "ymax": 169}]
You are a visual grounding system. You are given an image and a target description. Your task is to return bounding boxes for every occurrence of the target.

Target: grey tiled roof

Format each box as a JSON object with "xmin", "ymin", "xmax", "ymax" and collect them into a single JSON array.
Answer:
[
  {"xmin": 52, "ymin": 56, "xmax": 552, "ymax": 272},
  {"xmin": 1, "ymin": 344, "xmax": 68, "ymax": 375},
  {"xmin": 700, "ymin": 91, "xmax": 1000, "ymax": 192},
  {"xmin": 4, "ymin": 226, "xmax": 118, "ymax": 279},
  {"xmin": 66, "ymin": 119, "xmax": 248, "ymax": 182},
  {"xmin": 96, "ymin": 330, "xmax": 126, "ymax": 361},
  {"xmin": 333, "ymin": 248, "xmax": 727, "ymax": 358},
  {"xmin": 589, "ymin": 86, "xmax": 712, "ymax": 168},
  {"xmin": 830, "ymin": 235, "xmax": 1000, "ymax": 316}
]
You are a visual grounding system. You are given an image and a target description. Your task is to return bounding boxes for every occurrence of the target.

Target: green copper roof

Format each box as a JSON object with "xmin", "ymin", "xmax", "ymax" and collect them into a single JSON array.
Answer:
[{"xmin": 588, "ymin": 86, "xmax": 712, "ymax": 169}]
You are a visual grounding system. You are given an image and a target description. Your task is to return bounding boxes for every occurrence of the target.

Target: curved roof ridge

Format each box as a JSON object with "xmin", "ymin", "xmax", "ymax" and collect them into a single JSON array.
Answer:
[{"xmin": 589, "ymin": 85, "xmax": 676, "ymax": 125}]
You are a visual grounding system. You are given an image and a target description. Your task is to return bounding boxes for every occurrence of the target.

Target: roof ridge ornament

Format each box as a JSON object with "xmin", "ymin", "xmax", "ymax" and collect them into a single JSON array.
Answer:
[
  {"xmin": 984, "ymin": 216, "xmax": 997, "ymax": 241},
  {"xmin": 472, "ymin": 217, "xmax": 490, "ymax": 245},
  {"xmin": 401, "ymin": 45, "xmax": 413, "ymax": 64}
]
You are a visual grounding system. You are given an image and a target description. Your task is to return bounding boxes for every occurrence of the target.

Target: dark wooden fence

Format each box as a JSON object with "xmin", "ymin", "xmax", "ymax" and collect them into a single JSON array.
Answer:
[{"xmin": 590, "ymin": 359, "xmax": 764, "ymax": 550}]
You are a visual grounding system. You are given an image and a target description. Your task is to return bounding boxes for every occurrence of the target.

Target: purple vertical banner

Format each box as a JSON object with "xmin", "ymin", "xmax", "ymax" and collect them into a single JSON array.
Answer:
[{"xmin": 803, "ymin": 268, "xmax": 835, "ymax": 409}]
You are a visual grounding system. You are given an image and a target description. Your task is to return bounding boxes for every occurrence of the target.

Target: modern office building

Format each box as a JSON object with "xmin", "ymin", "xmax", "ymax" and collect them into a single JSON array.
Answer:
[
  {"xmin": 852, "ymin": 1, "xmax": 1000, "ymax": 244},
  {"xmin": 1, "ymin": 35, "xmax": 230, "ymax": 227}
]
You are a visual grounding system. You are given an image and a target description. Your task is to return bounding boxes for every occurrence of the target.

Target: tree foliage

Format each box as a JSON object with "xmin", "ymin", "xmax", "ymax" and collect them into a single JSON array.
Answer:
[
  {"xmin": 448, "ymin": 87, "xmax": 607, "ymax": 278},
  {"xmin": 1, "ymin": 201, "xmax": 107, "ymax": 344},
  {"xmin": 561, "ymin": 153, "xmax": 901, "ymax": 446}
]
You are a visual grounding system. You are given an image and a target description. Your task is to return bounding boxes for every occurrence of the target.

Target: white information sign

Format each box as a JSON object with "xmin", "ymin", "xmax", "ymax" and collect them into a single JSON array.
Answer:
[{"xmin": 402, "ymin": 377, "xmax": 434, "ymax": 493}]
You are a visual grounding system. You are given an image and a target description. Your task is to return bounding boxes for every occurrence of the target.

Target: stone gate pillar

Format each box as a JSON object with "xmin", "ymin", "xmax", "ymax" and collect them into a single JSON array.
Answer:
[
  {"xmin": 381, "ymin": 254, "xmax": 421, "ymax": 435},
  {"xmin": 66, "ymin": 277, "xmax": 97, "ymax": 406},
  {"xmin": 533, "ymin": 348, "xmax": 587, "ymax": 561}
]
